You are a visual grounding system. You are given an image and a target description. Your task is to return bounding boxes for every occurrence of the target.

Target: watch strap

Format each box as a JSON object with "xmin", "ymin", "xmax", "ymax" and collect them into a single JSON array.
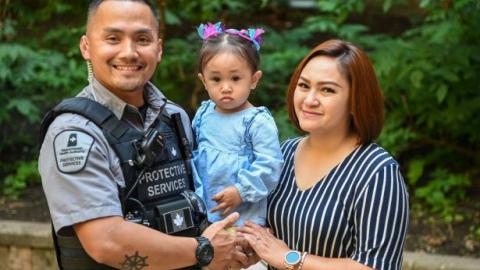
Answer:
[
  {"xmin": 297, "ymin": 252, "xmax": 308, "ymax": 270},
  {"xmin": 195, "ymin": 236, "xmax": 213, "ymax": 267}
]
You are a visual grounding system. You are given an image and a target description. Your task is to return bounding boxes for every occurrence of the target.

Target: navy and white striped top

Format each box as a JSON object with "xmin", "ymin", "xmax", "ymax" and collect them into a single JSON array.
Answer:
[{"xmin": 267, "ymin": 137, "xmax": 409, "ymax": 270}]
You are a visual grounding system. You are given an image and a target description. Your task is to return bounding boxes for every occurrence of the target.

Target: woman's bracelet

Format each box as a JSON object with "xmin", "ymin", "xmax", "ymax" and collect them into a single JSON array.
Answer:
[{"xmin": 297, "ymin": 252, "xmax": 308, "ymax": 270}]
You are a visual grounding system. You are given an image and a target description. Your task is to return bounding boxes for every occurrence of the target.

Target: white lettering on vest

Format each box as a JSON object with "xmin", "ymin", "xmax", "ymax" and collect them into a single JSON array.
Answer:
[
  {"xmin": 146, "ymin": 178, "xmax": 187, "ymax": 197},
  {"xmin": 139, "ymin": 163, "xmax": 187, "ymax": 184}
]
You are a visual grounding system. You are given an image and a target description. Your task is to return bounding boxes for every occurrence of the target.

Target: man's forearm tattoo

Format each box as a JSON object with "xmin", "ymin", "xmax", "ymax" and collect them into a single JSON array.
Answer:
[{"xmin": 120, "ymin": 251, "xmax": 149, "ymax": 270}]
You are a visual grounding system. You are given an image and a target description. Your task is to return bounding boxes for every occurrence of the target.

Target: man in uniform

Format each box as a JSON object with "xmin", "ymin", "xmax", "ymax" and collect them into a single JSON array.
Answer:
[{"xmin": 38, "ymin": 0, "xmax": 241, "ymax": 269}]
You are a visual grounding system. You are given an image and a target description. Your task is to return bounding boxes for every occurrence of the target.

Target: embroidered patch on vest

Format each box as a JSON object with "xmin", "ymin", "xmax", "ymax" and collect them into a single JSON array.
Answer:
[{"xmin": 53, "ymin": 130, "xmax": 94, "ymax": 173}]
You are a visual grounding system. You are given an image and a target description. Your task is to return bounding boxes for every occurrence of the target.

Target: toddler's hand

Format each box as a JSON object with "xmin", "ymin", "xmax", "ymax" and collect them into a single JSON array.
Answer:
[{"xmin": 211, "ymin": 186, "xmax": 242, "ymax": 216}]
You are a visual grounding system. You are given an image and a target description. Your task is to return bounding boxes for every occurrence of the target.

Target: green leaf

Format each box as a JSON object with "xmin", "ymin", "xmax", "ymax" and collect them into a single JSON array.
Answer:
[
  {"xmin": 407, "ymin": 159, "xmax": 424, "ymax": 186},
  {"xmin": 3, "ymin": 161, "xmax": 39, "ymax": 199},
  {"xmin": 164, "ymin": 10, "xmax": 181, "ymax": 25},
  {"xmin": 410, "ymin": 70, "xmax": 424, "ymax": 88},
  {"xmin": 420, "ymin": 0, "xmax": 432, "ymax": 8},
  {"xmin": 436, "ymin": 84, "xmax": 448, "ymax": 103},
  {"xmin": 383, "ymin": 0, "xmax": 393, "ymax": 12},
  {"xmin": 338, "ymin": 24, "xmax": 369, "ymax": 39},
  {"xmin": 317, "ymin": 1, "xmax": 338, "ymax": 13},
  {"xmin": 6, "ymin": 99, "xmax": 40, "ymax": 122},
  {"xmin": 444, "ymin": 214, "xmax": 453, "ymax": 223}
]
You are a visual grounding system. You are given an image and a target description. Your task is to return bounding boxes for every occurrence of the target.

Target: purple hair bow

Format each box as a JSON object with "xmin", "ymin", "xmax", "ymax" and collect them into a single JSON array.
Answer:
[
  {"xmin": 225, "ymin": 28, "xmax": 265, "ymax": 51},
  {"xmin": 197, "ymin": 22, "xmax": 224, "ymax": 40},
  {"xmin": 197, "ymin": 22, "xmax": 265, "ymax": 51}
]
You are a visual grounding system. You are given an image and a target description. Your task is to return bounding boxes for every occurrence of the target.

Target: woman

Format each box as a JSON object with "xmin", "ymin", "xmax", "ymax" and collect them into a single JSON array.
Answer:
[{"xmin": 238, "ymin": 39, "xmax": 409, "ymax": 270}]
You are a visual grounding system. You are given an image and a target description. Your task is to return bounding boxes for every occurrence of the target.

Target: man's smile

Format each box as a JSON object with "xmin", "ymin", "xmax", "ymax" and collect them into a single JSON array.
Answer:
[{"xmin": 113, "ymin": 64, "xmax": 143, "ymax": 71}]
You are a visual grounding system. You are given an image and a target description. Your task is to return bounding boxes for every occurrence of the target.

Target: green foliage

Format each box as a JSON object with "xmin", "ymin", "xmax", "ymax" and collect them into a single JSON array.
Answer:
[
  {"xmin": 0, "ymin": 0, "xmax": 478, "ymax": 219},
  {"xmin": 154, "ymin": 36, "xmax": 199, "ymax": 109},
  {"xmin": 372, "ymin": 1, "xmax": 480, "ymax": 146},
  {"xmin": 0, "ymin": 44, "xmax": 83, "ymax": 114},
  {"xmin": 415, "ymin": 169, "xmax": 470, "ymax": 223},
  {"xmin": 255, "ymin": 26, "xmax": 310, "ymax": 109},
  {"xmin": 164, "ymin": 0, "xmax": 251, "ymax": 23},
  {"xmin": 0, "ymin": 43, "xmax": 85, "ymax": 152},
  {"xmin": 272, "ymin": 108, "xmax": 300, "ymax": 141},
  {"xmin": 3, "ymin": 161, "xmax": 39, "ymax": 199},
  {"xmin": 0, "ymin": 1, "xmax": 86, "ymax": 192},
  {"xmin": 469, "ymin": 225, "xmax": 480, "ymax": 241},
  {"xmin": 316, "ymin": 0, "xmax": 366, "ymax": 22},
  {"xmin": 367, "ymin": 0, "xmax": 479, "ymax": 220},
  {"xmin": 406, "ymin": 159, "xmax": 425, "ymax": 186}
]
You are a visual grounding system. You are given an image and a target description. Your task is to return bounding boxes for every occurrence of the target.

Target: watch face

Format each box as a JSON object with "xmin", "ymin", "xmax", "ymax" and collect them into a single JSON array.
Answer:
[
  {"xmin": 196, "ymin": 237, "xmax": 214, "ymax": 266},
  {"xmin": 285, "ymin": 251, "xmax": 301, "ymax": 264},
  {"xmin": 199, "ymin": 245, "xmax": 213, "ymax": 258}
]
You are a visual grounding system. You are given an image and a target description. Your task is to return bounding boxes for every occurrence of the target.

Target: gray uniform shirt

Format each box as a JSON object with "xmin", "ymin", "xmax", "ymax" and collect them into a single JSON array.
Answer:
[{"xmin": 39, "ymin": 78, "xmax": 193, "ymax": 233}]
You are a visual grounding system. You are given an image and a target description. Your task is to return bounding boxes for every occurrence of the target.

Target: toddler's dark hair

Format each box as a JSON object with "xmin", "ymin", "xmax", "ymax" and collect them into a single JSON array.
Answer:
[{"xmin": 198, "ymin": 33, "xmax": 260, "ymax": 74}]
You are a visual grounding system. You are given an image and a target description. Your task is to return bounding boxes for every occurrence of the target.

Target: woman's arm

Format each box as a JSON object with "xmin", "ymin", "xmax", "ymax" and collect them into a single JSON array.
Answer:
[
  {"xmin": 237, "ymin": 222, "xmax": 373, "ymax": 270},
  {"xmin": 300, "ymin": 256, "xmax": 373, "ymax": 270}
]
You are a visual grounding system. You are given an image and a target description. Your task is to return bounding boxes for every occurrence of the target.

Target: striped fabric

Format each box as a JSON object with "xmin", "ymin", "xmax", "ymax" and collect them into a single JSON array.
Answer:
[{"xmin": 267, "ymin": 137, "xmax": 409, "ymax": 270}]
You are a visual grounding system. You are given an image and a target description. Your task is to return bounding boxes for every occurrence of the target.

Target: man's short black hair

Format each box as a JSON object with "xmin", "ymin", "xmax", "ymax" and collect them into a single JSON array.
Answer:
[{"xmin": 87, "ymin": 0, "xmax": 160, "ymax": 26}]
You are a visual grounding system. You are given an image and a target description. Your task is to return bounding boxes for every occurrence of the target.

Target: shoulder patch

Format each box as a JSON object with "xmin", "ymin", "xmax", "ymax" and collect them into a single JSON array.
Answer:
[{"xmin": 53, "ymin": 130, "xmax": 94, "ymax": 174}]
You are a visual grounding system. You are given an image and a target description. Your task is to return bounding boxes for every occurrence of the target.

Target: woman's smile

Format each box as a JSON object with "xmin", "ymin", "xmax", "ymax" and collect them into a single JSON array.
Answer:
[{"xmin": 301, "ymin": 109, "xmax": 322, "ymax": 117}]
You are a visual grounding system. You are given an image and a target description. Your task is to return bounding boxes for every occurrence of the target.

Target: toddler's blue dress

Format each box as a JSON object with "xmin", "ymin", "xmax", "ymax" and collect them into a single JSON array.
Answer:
[{"xmin": 192, "ymin": 100, "xmax": 283, "ymax": 225}]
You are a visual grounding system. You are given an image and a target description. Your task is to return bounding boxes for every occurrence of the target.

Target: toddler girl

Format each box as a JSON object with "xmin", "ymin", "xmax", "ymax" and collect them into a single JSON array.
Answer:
[{"xmin": 192, "ymin": 22, "xmax": 283, "ymax": 226}]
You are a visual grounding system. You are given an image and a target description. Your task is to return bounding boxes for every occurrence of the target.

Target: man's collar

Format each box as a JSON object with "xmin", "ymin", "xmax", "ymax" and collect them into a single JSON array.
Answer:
[
  {"xmin": 144, "ymin": 81, "xmax": 166, "ymax": 109},
  {"xmin": 90, "ymin": 78, "xmax": 126, "ymax": 120},
  {"xmin": 88, "ymin": 78, "xmax": 167, "ymax": 119}
]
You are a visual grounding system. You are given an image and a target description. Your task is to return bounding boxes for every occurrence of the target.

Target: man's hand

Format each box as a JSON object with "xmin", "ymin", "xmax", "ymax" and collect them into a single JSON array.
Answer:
[
  {"xmin": 211, "ymin": 186, "xmax": 242, "ymax": 216},
  {"xmin": 202, "ymin": 212, "xmax": 240, "ymax": 270},
  {"xmin": 230, "ymin": 234, "xmax": 260, "ymax": 269}
]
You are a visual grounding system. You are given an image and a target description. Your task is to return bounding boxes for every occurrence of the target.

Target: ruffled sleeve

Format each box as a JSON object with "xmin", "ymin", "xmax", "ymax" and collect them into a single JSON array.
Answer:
[
  {"xmin": 191, "ymin": 100, "xmax": 212, "ymax": 146},
  {"xmin": 234, "ymin": 109, "xmax": 284, "ymax": 203}
]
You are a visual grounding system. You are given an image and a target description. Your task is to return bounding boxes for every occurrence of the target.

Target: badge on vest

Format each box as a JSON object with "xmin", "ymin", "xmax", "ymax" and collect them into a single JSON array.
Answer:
[{"xmin": 54, "ymin": 130, "xmax": 94, "ymax": 174}]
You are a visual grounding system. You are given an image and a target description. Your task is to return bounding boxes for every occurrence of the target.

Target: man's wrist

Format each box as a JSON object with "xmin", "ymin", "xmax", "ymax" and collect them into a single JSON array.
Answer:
[{"xmin": 195, "ymin": 236, "xmax": 214, "ymax": 267}]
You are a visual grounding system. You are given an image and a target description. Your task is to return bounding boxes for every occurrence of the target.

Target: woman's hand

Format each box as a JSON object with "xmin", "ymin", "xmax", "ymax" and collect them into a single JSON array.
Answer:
[
  {"xmin": 230, "ymin": 233, "xmax": 261, "ymax": 269},
  {"xmin": 211, "ymin": 186, "xmax": 242, "ymax": 216},
  {"xmin": 237, "ymin": 221, "xmax": 290, "ymax": 269}
]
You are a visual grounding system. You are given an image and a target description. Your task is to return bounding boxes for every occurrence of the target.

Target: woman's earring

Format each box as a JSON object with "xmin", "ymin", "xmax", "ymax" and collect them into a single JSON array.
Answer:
[{"xmin": 86, "ymin": 61, "xmax": 93, "ymax": 84}]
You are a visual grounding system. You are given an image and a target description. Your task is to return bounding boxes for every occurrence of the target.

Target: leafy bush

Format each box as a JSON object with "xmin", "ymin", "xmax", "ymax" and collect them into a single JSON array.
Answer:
[
  {"xmin": 1, "ymin": 0, "xmax": 87, "ymax": 194},
  {"xmin": 415, "ymin": 168, "xmax": 470, "ymax": 222},
  {"xmin": 0, "ymin": 0, "xmax": 478, "ymax": 221},
  {"xmin": 3, "ymin": 161, "xmax": 39, "ymax": 199},
  {"xmin": 370, "ymin": 0, "xmax": 480, "ymax": 220}
]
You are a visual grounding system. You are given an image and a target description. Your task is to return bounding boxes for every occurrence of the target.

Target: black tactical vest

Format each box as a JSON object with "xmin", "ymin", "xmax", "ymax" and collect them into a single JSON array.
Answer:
[{"xmin": 40, "ymin": 97, "xmax": 206, "ymax": 270}]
